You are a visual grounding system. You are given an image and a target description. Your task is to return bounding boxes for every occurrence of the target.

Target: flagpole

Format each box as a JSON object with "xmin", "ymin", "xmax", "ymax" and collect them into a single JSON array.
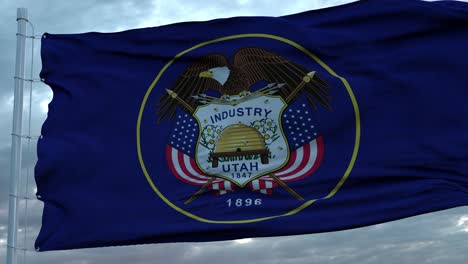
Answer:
[{"xmin": 7, "ymin": 7, "xmax": 28, "ymax": 264}]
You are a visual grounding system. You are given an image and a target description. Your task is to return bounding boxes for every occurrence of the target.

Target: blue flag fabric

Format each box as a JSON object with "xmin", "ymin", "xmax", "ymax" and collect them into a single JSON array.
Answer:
[{"xmin": 36, "ymin": 0, "xmax": 468, "ymax": 251}]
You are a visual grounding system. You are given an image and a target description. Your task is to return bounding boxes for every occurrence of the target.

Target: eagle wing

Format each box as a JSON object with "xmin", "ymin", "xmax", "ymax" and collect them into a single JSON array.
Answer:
[
  {"xmin": 233, "ymin": 47, "xmax": 332, "ymax": 110},
  {"xmin": 157, "ymin": 54, "xmax": 228, "ymax": 122}
]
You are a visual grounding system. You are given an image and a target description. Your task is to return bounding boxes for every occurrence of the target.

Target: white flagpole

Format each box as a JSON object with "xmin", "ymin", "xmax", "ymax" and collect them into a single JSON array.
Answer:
[{"xmin": 7, "ymin": 7, "xmax": 28, "ymax": 264}]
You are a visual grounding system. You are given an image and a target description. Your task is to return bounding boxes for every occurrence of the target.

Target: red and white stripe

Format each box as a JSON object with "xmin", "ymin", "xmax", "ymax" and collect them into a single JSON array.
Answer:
[
  {"xmin": 248, "ymin": 136, "xmax": 324, "ymax": 194},
  {"xmin": 166, "ymin": 145, "xmax": 235, "ymax": 195},
  {"xmin": 166, "ymin": 136, "xmax": 323, "ymax": 196}
]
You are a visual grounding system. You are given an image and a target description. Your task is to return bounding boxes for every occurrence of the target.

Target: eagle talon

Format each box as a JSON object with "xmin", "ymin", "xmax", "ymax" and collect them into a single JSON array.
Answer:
[
  {"xmin": 221, "ymin": 94, "xmax": 231, "ymax": 101},
  {"xmin": 239, "ymin": 90, "xmax": 250, "ymax": 97}
]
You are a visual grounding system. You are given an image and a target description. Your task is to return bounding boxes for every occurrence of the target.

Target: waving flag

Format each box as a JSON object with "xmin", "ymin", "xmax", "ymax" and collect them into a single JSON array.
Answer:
[{"xmin": 35, "ymin": 0, "xmax": 468, "ymax": 251}]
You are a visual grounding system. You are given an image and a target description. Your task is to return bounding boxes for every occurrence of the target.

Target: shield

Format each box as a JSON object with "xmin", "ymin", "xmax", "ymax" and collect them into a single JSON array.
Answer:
[{"xmin": 193, "ymin": 94, "xmax": 289, "ymax": 186}]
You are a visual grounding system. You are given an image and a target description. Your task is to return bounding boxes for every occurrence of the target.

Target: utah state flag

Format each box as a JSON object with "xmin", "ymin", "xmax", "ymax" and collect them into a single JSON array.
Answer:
[{"xmin": 35, "ymin": 0, "xmax": 468, "ymax": 251}]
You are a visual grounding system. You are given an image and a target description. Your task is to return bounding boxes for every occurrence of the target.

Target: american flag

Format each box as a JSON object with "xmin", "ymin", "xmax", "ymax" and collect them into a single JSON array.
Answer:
[{"xmin": 167, "ymin": 102, "xmax": 323, "ymax": 195}]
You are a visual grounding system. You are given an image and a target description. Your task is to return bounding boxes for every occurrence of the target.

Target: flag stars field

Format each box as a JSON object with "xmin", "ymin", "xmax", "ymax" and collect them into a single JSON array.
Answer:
[
  {"xmin": 170, "ymin": 114, "xmax": 199, "ymax": 154},
  {"xmin": 282, "ymin": 104, "xmax": 320, "ymax": 150}
]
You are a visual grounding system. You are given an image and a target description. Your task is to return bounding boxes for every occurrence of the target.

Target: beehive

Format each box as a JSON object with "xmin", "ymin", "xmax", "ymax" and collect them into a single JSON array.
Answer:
[
  {"xmin": 214, "ymin": 124, "xmax": 266, "ymax": 153},
  {"xmin": 210, "ymin": 124, "xmax": 269, "ymax": 168}
]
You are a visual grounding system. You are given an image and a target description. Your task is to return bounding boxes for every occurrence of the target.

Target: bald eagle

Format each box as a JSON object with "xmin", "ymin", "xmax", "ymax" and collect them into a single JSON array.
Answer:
[{"xmin": 157, "ymin": 47, "xmax": 332, "ymax": 122}]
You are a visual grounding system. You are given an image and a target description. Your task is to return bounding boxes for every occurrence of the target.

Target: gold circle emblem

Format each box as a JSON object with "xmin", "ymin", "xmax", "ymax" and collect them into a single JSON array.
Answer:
[{"xmin": 137, "ymin": 34, "xmax": 361, "ymax": 224}]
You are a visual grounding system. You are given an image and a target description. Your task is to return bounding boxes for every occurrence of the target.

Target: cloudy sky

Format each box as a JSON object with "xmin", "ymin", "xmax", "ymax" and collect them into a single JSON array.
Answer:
[{"xmin": 0, "ymin": 0, "xmax": 467, "ymax": 263}]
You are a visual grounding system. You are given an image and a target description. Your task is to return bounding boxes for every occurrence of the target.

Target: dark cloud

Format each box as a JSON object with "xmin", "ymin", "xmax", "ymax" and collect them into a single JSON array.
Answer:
[{"xmin": 0, "ymin": 0, "xmax": 467, "ymax": 264}]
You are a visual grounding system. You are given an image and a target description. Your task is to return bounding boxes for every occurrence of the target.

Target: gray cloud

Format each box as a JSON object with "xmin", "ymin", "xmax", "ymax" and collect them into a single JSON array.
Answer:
[
  {"xmin": 1, "ymin": 207, "xmax": 467, "ymax": 264},
  {"xmin": 0, "ymin": 0, "xmax": 467, "ymax": 264}
]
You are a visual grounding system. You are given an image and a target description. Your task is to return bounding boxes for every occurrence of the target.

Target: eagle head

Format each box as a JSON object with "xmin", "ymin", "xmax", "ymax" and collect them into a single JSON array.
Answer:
[{"xmin": 199, "ymin": 66, "xmax": 230, "ymax": 85}]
